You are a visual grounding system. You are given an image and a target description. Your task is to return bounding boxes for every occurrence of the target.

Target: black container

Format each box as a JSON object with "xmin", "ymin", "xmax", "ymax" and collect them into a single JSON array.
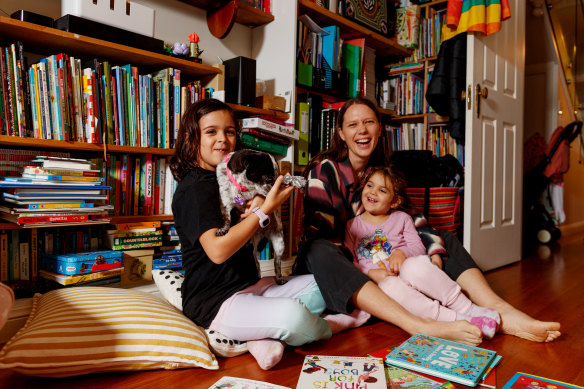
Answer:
[
  {"xmin": 54, "ymin": 14, "xmax": 163, "ymax": 54},
  {"xmin": 10, "ymin": 10, "xmax": 54, "ymax": 28}
]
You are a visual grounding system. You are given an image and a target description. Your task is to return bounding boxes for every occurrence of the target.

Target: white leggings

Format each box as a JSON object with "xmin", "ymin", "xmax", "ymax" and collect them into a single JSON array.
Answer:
[{"xmin": 209, "ymin": 274, "xmax": 332, "ymax": 346}]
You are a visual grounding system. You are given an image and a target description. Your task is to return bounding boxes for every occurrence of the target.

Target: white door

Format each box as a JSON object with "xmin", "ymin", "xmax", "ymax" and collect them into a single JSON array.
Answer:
[{"xmin": 463, "ymin": 1, "xmax": 526, "ymax": 271}]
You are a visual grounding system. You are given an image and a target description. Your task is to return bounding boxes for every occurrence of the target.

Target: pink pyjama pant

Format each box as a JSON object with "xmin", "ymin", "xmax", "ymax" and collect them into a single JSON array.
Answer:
[{"xmin": 378, "ymin": 255, "xmax": 473, "ymax": 321}]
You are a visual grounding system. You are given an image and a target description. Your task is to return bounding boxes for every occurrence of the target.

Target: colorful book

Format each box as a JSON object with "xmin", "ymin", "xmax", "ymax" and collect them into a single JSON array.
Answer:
[
  {"xmin": 385, "ymin": 364, "xmax": 454, "ymax": 389},
  {"xmin": 39, "ymin": 267, "xmax": 123, "ymax": 286},
  {"xmin": 385, "ymin": 334, "xmax": 500, "ymax": 387},
  {"xmin": 241, "ymin": 117, "xmax": 299, "ymax": 140},
  {"xmin": 502, "ymin": 372, "xmax": 583, "ymax": 389},
  {"xmin": 296, "ymin": 355, "xmax": 387, "ymax": 389},
  {"xmin": 208, "ymin": 376, "xmax": 290, "ymax": 389}
]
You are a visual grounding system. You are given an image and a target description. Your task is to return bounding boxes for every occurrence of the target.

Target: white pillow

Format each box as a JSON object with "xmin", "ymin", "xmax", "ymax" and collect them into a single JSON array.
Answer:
[{"xmin": 152, "ymin": 269, "xmax": 248, "ymax": 358}]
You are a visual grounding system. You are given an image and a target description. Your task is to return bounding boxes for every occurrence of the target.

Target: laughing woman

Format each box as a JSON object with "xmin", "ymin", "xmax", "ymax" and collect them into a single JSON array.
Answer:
[{"xmin": 293, "ymin": 97, "xmax": 561, "ymax": 344}]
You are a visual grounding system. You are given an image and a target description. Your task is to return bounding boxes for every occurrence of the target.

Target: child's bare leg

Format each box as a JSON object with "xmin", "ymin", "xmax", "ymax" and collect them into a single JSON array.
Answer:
[{"xmin": 457, "ymin": 268, "xmax": 561, "ymax": 342}]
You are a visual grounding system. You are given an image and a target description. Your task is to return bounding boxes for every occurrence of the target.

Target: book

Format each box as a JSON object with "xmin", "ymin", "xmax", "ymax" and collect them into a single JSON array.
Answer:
[
  {"xmin": 21, "ymin": 173, "xmax": 105, "ymax": 182},
  {"xmin": 385, "ymin": 364, "xmax": 454, "ymax": 389},
  {"xmin": 39, "ymin": 267, "xmax": 123, "ymax": 286},
  {"xmin": 241, "ymin": 117, "xmax": 299, "ymax": 140},
  {"xmin": 295, "ymin": 102, "xmax": 309, "ymax": 165},
  {"xmin": 208, "ymin": 376, "xmax": 290, "ymax": 389},
  {"xmin": 30, "ymin": 156, "xmax": 94, "ymax": 170},
  {"xmin": 385, "ymin": 334, "xmax": 499, "ymax": 387},
  {"xmin": 502, "ymin": 372, "xmax": 583, "ymax": 389},
  {"xmin": 296, "ymin": 355, "xmax": 387, "ymax": 389}
]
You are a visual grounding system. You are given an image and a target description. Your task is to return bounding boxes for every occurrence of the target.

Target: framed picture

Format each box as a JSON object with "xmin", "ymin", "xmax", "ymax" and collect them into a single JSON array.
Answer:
[{"xmin": 343, "ymin": 0, "xmax": 395, "ymax": 37}]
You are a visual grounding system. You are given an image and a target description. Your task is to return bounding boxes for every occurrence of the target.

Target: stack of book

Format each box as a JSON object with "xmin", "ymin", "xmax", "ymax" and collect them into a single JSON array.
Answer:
[
  {"xmin": 0, "ymin": 156, "xmax": 112, "ymax": 226},
  {"xmin": 105, "ymin": 223, "xmax": 163, "ymax": 251},
  {"xmin": 384, "ymin": 333, "xmax": 502, "ymax": 387},
  {"xmin": 241, "ymin": 116, "xmax": 298, "ymax": 156},
  {"xmin": 153, "ymin": 247, "xmax": 182, "ymax": 270}
]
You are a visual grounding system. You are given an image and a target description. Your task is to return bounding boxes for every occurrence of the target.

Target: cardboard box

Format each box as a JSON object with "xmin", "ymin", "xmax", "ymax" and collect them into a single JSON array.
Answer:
[
  {"xmin": 255, "ymin": 94, "xmax": 287, "ymax": 112},
  {"xmin": 41, "ymin": 250, "xmax": 123, "ymax": 276}
]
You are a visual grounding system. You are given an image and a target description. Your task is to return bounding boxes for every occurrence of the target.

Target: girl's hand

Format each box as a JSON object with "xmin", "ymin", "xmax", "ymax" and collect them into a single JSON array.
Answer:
[
  {"xmin": 260, "ymin": 175, "xmax": 294, "ymax": 215},
  {"xmin": 241, "ymin": 195, "xmax": 265, "ymax": 218},
  {"xmin": 368, "ymin": 268, "xmax": 393, "ymax": 283},
  {"xmin": 430, "ymin": 254, "xmax": 443, "ymax": 269},
  {"xmin": 388, "ymin": 249, "xmax": 407, "ymax": 274}
]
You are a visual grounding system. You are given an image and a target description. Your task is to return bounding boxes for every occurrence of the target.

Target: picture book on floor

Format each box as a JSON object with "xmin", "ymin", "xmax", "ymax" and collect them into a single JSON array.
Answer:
[
  {"xmin": 384, "ymin": 364, "xmax": 455, "ymax": 389},
  {"xmin": 501, "ymin": 372, "xmax": 583, "ymax": 389},
  {"xmin": 385, "ymin": 333, "xmax": 501, "ymax": 387},
  {"xmin": 296, "ymin": 355, "xmax": 387, "ymax": 389},
  {"xmin": 208, "ymin": 376, "xmax": 291, "ymax": 389}
]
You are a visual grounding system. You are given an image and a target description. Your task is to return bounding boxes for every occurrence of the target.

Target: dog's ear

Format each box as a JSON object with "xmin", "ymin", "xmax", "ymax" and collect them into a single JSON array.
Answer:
[
  {"xmin": 245, "ymin": 151, "xmax": 277, "ymax": 185},
  {"xmin": 227, "ymin": 150, "xmax": 252, "ymax": 174}
]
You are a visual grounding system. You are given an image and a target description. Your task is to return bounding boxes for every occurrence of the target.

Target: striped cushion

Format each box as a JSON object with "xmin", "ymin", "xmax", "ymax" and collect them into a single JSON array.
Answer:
[{"xmin": 0, "ymin": 287, "xmax": 218, "ymax": 377}]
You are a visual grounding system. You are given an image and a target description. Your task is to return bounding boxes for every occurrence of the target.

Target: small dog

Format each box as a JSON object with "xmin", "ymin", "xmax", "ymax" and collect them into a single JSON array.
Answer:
[{"xmin": 215, "ymin": 149, "xmax": 306, "ymax": 284}]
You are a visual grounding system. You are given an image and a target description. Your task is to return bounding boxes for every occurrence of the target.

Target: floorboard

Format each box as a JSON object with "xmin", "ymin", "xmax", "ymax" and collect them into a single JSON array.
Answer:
[{"xmin": 1, "ymin": 233, "xmax": 583, "ymax": 388}]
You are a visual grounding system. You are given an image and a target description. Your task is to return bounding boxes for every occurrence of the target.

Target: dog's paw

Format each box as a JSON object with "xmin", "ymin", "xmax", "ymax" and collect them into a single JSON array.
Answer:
[
  {"xmin": 282, "ymin": 175, "xmax": 307, "ymax": 190},
  {"xmin": 216, "ymin": 226, "xmax": 230, "ymax": 236}
]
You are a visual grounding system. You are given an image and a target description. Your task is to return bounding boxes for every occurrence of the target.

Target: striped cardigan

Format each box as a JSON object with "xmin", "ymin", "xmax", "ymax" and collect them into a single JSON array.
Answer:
[{"xmin": 303, "ymin": 158, "xmax": 447, "ymax": 258}]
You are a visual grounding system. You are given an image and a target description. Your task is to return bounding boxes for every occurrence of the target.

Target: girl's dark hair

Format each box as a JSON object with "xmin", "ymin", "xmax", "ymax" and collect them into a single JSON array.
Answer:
[
  {"xmin": 362, "ymin": 165, "xmax": 408, "ymax": 210},
  {"xmin": 169, "ymin": 99, "xmax": 240, "ymax": 181},
  {"xmin": 302, "ymin": 97, "xmax": 388, "ymax": 177}
]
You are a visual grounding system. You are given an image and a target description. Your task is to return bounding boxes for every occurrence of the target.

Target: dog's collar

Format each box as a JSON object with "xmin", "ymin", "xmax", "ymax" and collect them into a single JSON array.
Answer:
[{"xmin": 224, "ymin": 153, "xmax": 248, "ymax": 203}]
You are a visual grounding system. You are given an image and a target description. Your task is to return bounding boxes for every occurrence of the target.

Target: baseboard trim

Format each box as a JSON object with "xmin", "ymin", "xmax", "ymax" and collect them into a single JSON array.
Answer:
[{"xmin": 559, "ymin": 221, "xmax": 584, "ymax": 236}]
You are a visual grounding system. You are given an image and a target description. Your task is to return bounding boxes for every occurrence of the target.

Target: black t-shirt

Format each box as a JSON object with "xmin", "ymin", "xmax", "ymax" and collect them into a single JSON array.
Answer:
[{"xmin": 172, "ymin": 167, "xmax": 259, "ymax": 328}]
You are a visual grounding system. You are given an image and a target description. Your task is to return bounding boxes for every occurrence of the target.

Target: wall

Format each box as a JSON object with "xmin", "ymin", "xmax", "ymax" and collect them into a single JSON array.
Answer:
[
  {"xmin": 525, "ymin": 2, "xmax": 584, "ymax": 235},
  {"xmin": 1, "ymin": 0, "xmax": 253, "ymax": 64}
]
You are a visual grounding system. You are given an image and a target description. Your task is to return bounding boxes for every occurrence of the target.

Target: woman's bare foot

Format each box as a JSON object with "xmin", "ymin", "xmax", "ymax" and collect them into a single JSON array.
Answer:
[
  {"xmin": 498, "ymin": 306, "xmax": 561, "ymax": 342},
  {"xmin": 419, "ymin": 318, "xmax": 483, "ymax": 346}
]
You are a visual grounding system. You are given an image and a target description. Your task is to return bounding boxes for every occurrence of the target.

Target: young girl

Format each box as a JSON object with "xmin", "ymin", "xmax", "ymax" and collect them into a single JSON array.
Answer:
[
  {"xmin": 170, "ymin": 99, "xmax": 366, "ymax": 370},
  {"xmin": 344, "ymin": 166, "xmax": 501, "ymax": 339}
]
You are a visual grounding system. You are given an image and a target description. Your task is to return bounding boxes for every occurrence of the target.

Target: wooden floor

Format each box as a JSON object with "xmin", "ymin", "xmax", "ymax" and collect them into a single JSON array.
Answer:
[{"xmin": 1, "ymin": 233, "xmax": 584, "ymax": 388}]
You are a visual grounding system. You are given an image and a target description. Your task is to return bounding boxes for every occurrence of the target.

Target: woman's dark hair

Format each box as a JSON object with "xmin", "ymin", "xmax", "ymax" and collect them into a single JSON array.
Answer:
[
  {"xmin": 362, "ymin": 165, "xmax": 408, "ymax": 211},
  {"xmin": 169, "ymin": 99, "xmax": 240, "ymax": 181},
  {"xmin": 302, "ymin": 97, "xmax": 388, "ymax": 177}
]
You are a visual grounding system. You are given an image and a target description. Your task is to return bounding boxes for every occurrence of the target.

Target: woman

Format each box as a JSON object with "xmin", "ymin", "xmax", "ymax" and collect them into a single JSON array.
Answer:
[{"xmin": 294, "ymin": 97, "xmax": 561, "ymax": 344}]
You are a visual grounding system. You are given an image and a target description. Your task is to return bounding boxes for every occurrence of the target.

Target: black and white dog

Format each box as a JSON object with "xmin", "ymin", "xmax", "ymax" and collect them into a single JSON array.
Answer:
[{"xmin": 215, "ymin": 149, "xmax": 306, "ymax": 284}]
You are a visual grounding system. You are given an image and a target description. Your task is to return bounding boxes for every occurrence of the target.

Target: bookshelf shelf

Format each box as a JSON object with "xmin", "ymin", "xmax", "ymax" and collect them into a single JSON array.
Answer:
[
  {"xmin": 297, "ymin": 0, "xmax": 411, "ymax": 57},
  {"xmin": 0, "ymin": 16, "xmax": 220, "ymax": 78},
  {"xmin": 228, "ymin": 104, "xmax": 289, "ymax": 120}
]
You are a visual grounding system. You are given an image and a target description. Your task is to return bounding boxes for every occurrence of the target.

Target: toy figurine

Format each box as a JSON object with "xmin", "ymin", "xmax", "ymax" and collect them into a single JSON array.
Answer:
[
  {"xmin": 173, "ymin": 42, "xmax": 189, "ymax": 56},
  {"xmin": 189, "ymin": 32, "xmax": 203, "ymax": 59}
]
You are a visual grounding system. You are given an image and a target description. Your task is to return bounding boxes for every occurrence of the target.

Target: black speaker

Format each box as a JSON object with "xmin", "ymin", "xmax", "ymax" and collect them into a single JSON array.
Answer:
[{"xmin": 224, "ymin": 56, "xmax": 256, "ymax": 107}]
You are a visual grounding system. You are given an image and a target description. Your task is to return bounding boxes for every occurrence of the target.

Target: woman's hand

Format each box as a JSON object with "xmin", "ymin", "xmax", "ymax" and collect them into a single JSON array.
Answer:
[
  {"xmin": 430, "ymin": 254, "xmax": 443, "ymax": 269},
  {"xmin": 388, "ymin": 249, "xmax": 407, "ymax": 274},
  {"xmin": 260, "ymin": 175, "xmax": 294, "ymax": 215}
]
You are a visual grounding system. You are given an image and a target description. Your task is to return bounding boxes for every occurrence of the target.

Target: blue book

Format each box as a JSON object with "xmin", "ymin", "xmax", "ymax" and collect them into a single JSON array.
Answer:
[
  {"xmin": 502, "ymin": 372, "xmax": 583, "ymax": 389},
  {"xmin": 385, "ymin": 334, "xmax": 500, "ymax": 387}
]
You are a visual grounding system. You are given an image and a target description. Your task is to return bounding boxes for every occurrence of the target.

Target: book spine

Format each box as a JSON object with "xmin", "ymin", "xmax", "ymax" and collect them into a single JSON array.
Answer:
[
  {"xmin": 16, "ymin": 214, "xmax": 90, "ymax": 224},
  {"xmin": 110, "ymin": 241, "xmax": 162, "ymax": 251},
  {"xmin": 19, "ymin": 240, "xmax": 29, "ymax": 281},
  {"xmin": 10, "ymin": 230, "xmax": 19, "ymax": 280},
  {"xmin": 24, "ymin": 202, "xmax": 92, "ymax": 210},
  {"xmin": 133, "ymin": 156, "xmax": 141, "ymax": 215},
  {"xmin": 0, "ymin": 232, "xmax": 7, "ymax": 282},
  {"xmin": 158, "ymin": 157, "xmax": 166, "ymax": 215},
  {"xmin": 6, "ymin": 45, "xmax": 17, "ymax": 136},
  {"xmin": 21, "ymin": 174, "xmax": 105, "ymax": 182},
  {"xmin": 144, "ymin": 154, "xmax": 153, "ymax": 215},
  {"xmin": 30, "ymin": 228, "xmax": 38, "ymax": 281},
  {"xmin": 111, "ymin": 235, "xmax": 162, "ymax": 245}
]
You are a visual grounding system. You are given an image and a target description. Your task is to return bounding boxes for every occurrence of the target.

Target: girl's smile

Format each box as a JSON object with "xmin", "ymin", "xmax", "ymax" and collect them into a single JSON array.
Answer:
[{"xmin": 197, "ymin": 109, "xmax": 237, "ymax": 171}]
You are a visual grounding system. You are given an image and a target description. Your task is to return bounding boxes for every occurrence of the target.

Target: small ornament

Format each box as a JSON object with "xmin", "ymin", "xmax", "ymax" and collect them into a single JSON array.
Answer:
[
  {"xmin": 173, "ymin": 42, "xmax": 189, "ymax": 56},
  {"xmin": 188, "ymin": 32, "xmax": 204, "ymax": 59}
]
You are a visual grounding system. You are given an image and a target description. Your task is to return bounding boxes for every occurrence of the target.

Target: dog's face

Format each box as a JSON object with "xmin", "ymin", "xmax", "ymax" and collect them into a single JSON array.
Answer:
[
  {"xmin": 218, "ymin": 150, "xmax": 279, "ymax": 204},
  {"xmin": 229, "ymin": 149, "xmax": 279, "ymax": 188}
]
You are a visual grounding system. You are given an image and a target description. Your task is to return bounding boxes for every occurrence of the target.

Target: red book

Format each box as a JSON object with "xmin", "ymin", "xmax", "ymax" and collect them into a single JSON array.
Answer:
[{"xmin": 15, "ymin": 214, "xmax": 90, "ymax": 224}]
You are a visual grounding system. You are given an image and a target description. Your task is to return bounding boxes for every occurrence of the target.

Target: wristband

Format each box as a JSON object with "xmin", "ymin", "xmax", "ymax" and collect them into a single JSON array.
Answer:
[{"xmin": 251, "ymin": 207, "xmax": 270, "ymax": 228}]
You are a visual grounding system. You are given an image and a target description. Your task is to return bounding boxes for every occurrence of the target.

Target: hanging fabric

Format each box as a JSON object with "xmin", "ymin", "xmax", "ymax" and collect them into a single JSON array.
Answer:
[{"xmin": 441, "ymin": 0, "xmax": 512, "ymax": 42}]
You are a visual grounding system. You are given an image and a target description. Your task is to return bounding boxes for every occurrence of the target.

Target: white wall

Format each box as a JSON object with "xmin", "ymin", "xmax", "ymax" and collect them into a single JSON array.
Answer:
[{"xmin": 2, "ymin": 0, "xmax": 253, "ymax": 66}]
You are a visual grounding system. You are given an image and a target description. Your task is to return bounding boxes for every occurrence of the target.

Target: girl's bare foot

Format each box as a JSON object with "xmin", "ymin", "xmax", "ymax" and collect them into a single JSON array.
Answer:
[
  {"xmin": 419, "ymin": 318, "xmax": 483, "ymax": 346},
  {"xmin": 498, "ymin": 307, "xmax": 561, "ymax": 342}
]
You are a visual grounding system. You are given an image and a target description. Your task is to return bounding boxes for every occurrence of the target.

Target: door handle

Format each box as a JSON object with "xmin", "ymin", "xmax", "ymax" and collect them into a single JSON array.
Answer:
[{"xmin": 475, "ymin": 84, "xmax": 488, "ymax": 118}]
